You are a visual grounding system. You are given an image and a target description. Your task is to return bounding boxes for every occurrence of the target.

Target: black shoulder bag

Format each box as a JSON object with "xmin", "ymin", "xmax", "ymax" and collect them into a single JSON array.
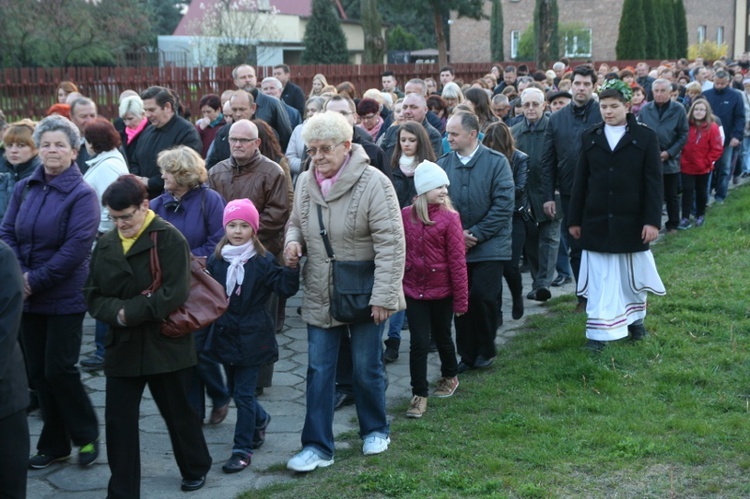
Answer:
[{"xmin": 316, "ymin": 204, "xmax": 375, "ymax": 323}]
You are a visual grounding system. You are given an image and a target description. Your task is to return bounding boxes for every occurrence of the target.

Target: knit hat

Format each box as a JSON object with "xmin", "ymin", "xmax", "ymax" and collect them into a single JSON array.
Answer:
[
  {"xmin": 223, "ymin": 198, "xmax": 259, "ymax": 232},
  {"xmin": 414, "ymin": 161, "xmax": 450, "ymax": 196}
]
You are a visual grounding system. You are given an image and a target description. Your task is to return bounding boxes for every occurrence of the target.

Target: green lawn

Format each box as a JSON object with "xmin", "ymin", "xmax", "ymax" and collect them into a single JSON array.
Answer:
[{"xmin": 248, "ymin": 185, "xmax": 750, "ymax": 498}]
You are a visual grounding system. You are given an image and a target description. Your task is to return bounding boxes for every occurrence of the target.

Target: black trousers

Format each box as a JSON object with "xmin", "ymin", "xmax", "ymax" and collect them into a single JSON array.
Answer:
[
  {"xmin": 0, "ymin": 409, "xmax": 29, "ymax": 499},
  {"xmin": 499, "ymin": 215, "xmax": 525, "ymax": 308},
  {"xmin": 106, "ymin": 368, "xmax": 212, "ymax": 499},
  {"xmin": 455, "ymin": 261, "xmax": 505, "ymax": 366},
  {"xmin": 681, "ymin": 172, "xmax": 710, "ymax": 219},
  {"xmin": 663, "ymin": 172, "xmax": 680, "ymax": 230},
  {"xmin": 406, "ymin": 297, "xmax": 457, "ymax": 397},
  {"xmin": 21, "ymin": 312, "xmax": 98, "ymax": 456}
]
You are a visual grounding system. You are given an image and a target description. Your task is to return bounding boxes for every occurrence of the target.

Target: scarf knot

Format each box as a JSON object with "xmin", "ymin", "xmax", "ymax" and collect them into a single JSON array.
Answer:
[{"xmin": 220, "ymin": 241, "xmax": 257, "ymax": 296}]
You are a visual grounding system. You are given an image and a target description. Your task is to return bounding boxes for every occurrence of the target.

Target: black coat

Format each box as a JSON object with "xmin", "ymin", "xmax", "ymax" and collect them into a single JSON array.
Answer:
[
  {"xmin": 0, "ymin": 240, "xmax": 28, "ymax": 419},
  {"xmin": 541, "ymin": 98, "xmax": 602, "ymax": 200},
  {"xmin": 129, "ymin": 115, "xmax": 202, "ymax": 198},
  {"xmin": 280, "ymin": 81, "xmax": 306, "ymax": 117},
  {"xmin": 206, "ymin": 251, "xmax": 299, "ymax": 367},
  {"xmin": 250, "ymin": 89, "xmax": 292, "ymax": 150},
  {"xmin": 568, "ymin": 115, "xmax": 663, "ymax": 254}
]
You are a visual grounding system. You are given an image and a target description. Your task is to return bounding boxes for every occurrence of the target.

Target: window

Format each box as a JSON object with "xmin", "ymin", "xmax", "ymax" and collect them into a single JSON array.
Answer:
[
  {"xmin": 510, "ymin": 30, "xmax": 521, "ymax": 59},
  {"xmin": 562, "ymin": 27, "xmax": 592, "ymax": 58},
  {"xmin": 698, "ymin": 25, "xmax": 707, "ymax": 43},
  {"xmin": 717, "ymin": 26, "xmax": 724, "ymax": 45}
]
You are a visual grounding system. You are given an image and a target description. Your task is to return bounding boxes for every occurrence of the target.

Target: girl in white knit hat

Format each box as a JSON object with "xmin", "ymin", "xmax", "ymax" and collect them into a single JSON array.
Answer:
[{"xmin": 402, "ymin": 161, "xmax": 469, "ymax": 419}]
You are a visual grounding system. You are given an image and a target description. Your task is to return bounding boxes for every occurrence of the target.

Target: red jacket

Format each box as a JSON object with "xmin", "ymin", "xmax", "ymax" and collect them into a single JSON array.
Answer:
[
  {"xmin": 402, "ymin": 204, "xmax": 468, "ymax": 313},
  {"xmin": 681, "ymin": 122, "xmax": 723, "ymax": 175}
]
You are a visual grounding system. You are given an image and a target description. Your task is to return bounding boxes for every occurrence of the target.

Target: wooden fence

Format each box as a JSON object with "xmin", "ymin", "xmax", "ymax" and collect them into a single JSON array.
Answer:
[
  {"xmin": 0, "ymin": 60, "xmax": 661, "ymax": 122},
  {"xmin": 0, "ymin": 63, "xmax": 492, "ymax": 121}
]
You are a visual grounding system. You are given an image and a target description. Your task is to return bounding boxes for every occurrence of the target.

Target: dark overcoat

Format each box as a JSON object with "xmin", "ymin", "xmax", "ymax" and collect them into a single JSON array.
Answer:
[
  {"xmin": 568, "ymin": 114, "xmax": 663, "ymax": 254},
  {"xmin": 85, "ymin": 216, "xmax": 195, "ymax": 377}
]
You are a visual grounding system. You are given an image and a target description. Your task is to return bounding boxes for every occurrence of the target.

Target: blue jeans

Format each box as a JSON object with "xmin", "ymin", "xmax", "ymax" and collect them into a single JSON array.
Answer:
[
  {"xmin": 386, "ymin": 310, "xmax": 405, "ymax": 340},
  {"xmin": 94, "ymin": 319, "xmax": 108, "ymax": 359},
  {"xmin": 301, "ymin": 322, "xmax": 389, "ymax": 459},
  {"xmin": 742, "ymin": 137, "xmax": 750, "ymax": 174},
  {"xmin": 714, "ymin": 145, "xmax": 736, "ymax": 201},
  {"xmin": 224, "ymin": 364, "xmax": 267, "ymax": 455},
  {"xmin": 188, "ymin": 328, "xmax": 230, "ymax": 420}
]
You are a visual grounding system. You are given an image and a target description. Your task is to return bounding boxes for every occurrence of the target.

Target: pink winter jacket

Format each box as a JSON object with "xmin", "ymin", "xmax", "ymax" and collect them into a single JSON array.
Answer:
[{"xmin": 401, "ymin": 204, "xmax": 469, "ymax": 313}]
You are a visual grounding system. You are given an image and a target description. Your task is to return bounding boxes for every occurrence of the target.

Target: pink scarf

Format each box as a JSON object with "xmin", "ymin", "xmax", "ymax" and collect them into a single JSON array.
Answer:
[
  {"xmin": 360, "ymin": 115, "xmax": 384, "ymax": 139},
  {"xmin": 314, "ymin": 153, "xmax": 351, "ymax": 198},
  {"xmin": 125, "ymin": 118, "xmax": 148, "ymax": 144}
]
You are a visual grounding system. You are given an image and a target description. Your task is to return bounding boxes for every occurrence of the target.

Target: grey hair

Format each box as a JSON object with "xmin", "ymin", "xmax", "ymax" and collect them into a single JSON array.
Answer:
[
  {"xmin": 406, "ymin": 78, "xmax": 427, "ymax": 95},
  {"xmin": 521, "ymin": 87, "xmax": 545, "ymax": 103},
  {"xmin": 302, "ymin": 111, "xmax": 353, "ymax": 144},
  {"xmin": 553, "ymin": 62, "xmax": 565, "ymax": 71},
  {"xmin": 70, "ymin": 97, "xmax": 96, "ymax": 116},
  {"xmin": 262, "ymin": 77, "xmax": 283, "ymax": 89},
  {"xmin": 119, "ymin": 95, "xmax": 144, "ymax": 118},
  {"xmin": 492, "ymin": 94, "xmax": 509, "ymax": 105},
  {"xmin": 652, "ymin": 78, "xmax": 672, "ymax": 90},
  {"xmin": 33, "ymin": 115, "xmax": 80, "ymax": 151}
]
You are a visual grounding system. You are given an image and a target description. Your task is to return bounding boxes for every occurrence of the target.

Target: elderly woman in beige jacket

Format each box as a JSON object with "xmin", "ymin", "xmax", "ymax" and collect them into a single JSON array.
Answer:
[{"xmin": 284, "ymin": 112, "xmax": 405, "ymax": 472}]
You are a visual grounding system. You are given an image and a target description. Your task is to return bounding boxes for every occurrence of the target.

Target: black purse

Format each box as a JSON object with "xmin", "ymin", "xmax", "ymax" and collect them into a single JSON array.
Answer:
[{"xmin": 317, "ymin": 205, "xmax": 375, "ymax": 323}]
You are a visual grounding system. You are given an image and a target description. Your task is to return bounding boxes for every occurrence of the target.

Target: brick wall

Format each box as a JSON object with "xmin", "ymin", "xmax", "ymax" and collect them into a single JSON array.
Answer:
[{"xmin": 450, "ymin": 0, "xmax": 738, "ymax": 64}]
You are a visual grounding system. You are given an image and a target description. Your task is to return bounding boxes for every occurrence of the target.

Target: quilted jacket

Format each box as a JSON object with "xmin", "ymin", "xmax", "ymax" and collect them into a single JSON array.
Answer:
[
  {"xmin": 286, "ymin": 144, "xmax": 406, "ymax": 328},
  {"xmin": 401, "ymin": 204, "xmax": 468, "ymax": 313}
]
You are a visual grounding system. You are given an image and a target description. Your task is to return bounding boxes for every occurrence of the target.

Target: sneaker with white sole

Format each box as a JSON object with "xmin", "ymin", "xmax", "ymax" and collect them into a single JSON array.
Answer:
[
  {"xmin": 286, "ymin": 448, "xmax": 334, "ymax": 472},
  {"xmin": 434, "ymin": 376, "xmax": 459, "ymax": 397},
  {"xmin": 406, "ymin": 395, "xmax": 427, "ymax": 418},
  {"xmin": 362, "ymin": 435, "xmax": 390, "ymax": 455}
]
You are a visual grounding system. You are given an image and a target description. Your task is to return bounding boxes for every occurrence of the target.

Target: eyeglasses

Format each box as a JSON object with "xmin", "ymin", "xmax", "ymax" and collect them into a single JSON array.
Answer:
[
  {"xmin": 108, "ymin": 208, "xmax": 139, "ymax": 222},
  {"xmin": 522, "ymin": 102, "xmax": 543, "ymax": 108},
  {"xmin": 306, "ymin": 142, "xmax": 344, "ymax": 157},
  {"xmin": 228, "ymin": 137, "xmax": 258, "ymax": 144},
  {"xmin": 361, "ymin": 114, "xmax": 378, "ymax": 121}
]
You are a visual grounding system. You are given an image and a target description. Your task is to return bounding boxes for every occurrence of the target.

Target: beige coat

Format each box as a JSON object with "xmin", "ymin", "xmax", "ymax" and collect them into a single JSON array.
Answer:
[{"xmin": 286, "ymin": 144, "xmax": 405, "ymax": 328}]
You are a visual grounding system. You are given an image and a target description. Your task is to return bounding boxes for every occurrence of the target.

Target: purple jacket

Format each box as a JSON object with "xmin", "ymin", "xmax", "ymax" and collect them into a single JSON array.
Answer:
[
  {"xmin": 150, "ymin": 185, "xmax": 226, "ymax": 258},
  {"xmin": 0, "ymin": 162, "xmax": 100, "ymax": 314}
]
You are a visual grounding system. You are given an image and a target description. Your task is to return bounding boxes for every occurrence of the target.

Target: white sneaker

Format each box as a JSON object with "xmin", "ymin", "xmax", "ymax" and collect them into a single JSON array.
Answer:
[
  {"xmin": 362, "ymin": 435, "xmax": 390, "ymax": 456},
  {"xmin": 286, "ymin": 449, "xmax": 334, "ymax": 472}
]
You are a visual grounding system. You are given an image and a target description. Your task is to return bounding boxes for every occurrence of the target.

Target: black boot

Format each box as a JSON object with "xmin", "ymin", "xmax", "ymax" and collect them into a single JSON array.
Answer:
[
  {"xmin": 511, "ymin": 293, "xmax": 524, "ymax": 320},
  {"xmin": 628, "ymin": 324, "xmax": 648, "ymax": 342},
  {"xmin": 383, "ymin": 338, "xmax": 400, "ymax": 363}
]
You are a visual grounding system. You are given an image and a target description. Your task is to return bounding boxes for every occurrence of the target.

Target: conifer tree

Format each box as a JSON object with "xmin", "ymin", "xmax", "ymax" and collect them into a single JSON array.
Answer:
[
  {"xmin": 661, "ymin": 0, "xmax": 677, "ymax": 58},
  {"xmin": 674, "ymin": 0, "xmax": 688, "ymax": 58},
  {"xmin": 641, "ymin": 0, "xmax": 662, "ymax": 59},
  {"xmin": 302, "ymin": 0, "xmax": 350, "ymax": 64},
  {"xmin": 615, "ymin": 0, "xmax": 647, "ymax": 60},
  {"xmin": 490, "ymin": 0, "xmax": 504, "ymax": 62}
]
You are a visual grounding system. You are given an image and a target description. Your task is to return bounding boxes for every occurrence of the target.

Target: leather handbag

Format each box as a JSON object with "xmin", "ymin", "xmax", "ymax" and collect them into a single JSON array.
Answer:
[
  {"xmin": 317, "ymin": 205, "xmax": 375, "ymax": 323},
  {"xmin": 142, "ymin": 232, "xmax": 228, "ymax": 337}
]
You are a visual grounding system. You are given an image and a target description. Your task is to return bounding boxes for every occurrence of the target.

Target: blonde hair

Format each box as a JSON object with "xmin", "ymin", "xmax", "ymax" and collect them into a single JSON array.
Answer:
[
  {"xmin": 157, "ymin": 146, "xmax": 207, "ymax": 189},
  {"xmin": 411, "ymin": 191, "xmax": 456, "ymax": 226},
  {"xmin": 441, "ymin": 82, "xmax": 465, "ymax": 104}
]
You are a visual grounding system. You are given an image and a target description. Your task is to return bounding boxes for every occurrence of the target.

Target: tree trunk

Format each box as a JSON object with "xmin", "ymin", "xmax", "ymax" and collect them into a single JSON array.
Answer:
[{"xmin": 432, "ymin": 3, "xmax": 448, "ymax": 67}]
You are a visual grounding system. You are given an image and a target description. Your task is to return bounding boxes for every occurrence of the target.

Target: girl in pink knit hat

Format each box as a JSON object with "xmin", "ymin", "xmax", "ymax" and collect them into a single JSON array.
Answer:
[{"xmin": 206, "ymin": 198, "xmax": 299, "ymax": 473}]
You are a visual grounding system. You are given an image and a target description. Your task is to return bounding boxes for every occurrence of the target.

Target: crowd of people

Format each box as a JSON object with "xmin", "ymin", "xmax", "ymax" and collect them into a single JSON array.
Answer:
[{"xmin": 0, "ymin": 55, "xmax": 745, "ymax": 496}]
